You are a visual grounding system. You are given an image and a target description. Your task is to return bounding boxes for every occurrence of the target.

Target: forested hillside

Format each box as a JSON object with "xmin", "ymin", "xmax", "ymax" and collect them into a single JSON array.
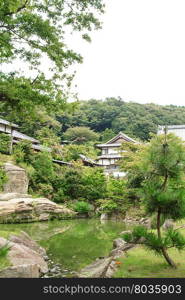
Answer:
[
  {"xmin": 57, "ymin": 98, "xmax": 185, "ymax": 141},
  {"xmin": 3, "ymin": 97, "xmax": 185, "ymax": 142}
]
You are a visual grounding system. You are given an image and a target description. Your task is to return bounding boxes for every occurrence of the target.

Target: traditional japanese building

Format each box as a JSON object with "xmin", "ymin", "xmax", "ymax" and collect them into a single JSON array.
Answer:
[
  {"xmin": 96, "ymin": 132, "xmax": 138, "ymax": 178},
  {"xmin": 0, "ymin": 117, "xmax": 51, "ymax": 152}
]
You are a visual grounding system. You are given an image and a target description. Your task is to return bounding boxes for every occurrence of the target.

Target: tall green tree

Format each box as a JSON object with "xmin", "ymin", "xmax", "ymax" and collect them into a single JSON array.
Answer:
[
  {"xmin": 123, "ymin": 133, "xmax": 185, "ymax": 268},
  {"xmin": 0, "ymin": 0, "xmax": 105, "ymax": 117}
]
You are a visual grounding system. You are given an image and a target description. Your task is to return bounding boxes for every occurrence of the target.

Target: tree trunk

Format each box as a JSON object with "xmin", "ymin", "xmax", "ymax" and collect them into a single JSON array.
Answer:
[
  {"xmin": 157, "ymin": 209, "xmax": 177, "ymax": 268},
  {"xmin": 161, "ymin": 248, "xmax": 177, "ymax": 268}
]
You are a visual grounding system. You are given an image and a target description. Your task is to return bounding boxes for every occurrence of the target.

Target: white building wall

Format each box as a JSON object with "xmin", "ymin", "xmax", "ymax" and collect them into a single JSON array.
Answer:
[
  {"xmin": 0, "ymin": 124, "xmax": 12, "ymax": 133},
  {"xmin": 158, "ymin": 127, "xmax": 185, "ymax": 141},
  {"xmin": 108, "ymin": 148, "xmax": 119, "ymax": 154},
  {"xmin": 102, "ymin": 147, "xmax": 119, "ymax": 155}
]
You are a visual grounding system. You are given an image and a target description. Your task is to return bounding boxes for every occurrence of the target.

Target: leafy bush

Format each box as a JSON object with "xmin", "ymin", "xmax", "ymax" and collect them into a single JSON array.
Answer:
[
  {"xmin": 36, "ymin": 183, "xmax": 53, "ymax": 198},
  {"xmin": 52, "ymin": 189, "xmax": 65, "ymax": 203},
  {"xmin": 13, "ymin": 141, "xmax": 34, "ymax": 164},
  {"xmin": 0, "ymin": 133, "xmax": 11, "ymax": 154},
  {"xmin": 98, "ymin": 199, "xmax": 118, "ymax": 213},
  {"xmin": 73, "ymin": 201, "xmax": 91, "ymax": 213},
  {"xmin": 0, "ymin": 243, "xmax": 11, "ymax": 258},
  {"xmin": 81, "ymin": 167, "xmax": 107, "ymax": 201},
  {"xmin": 32, "ymin": 152, "xmax": 54, "ymax": 183}
]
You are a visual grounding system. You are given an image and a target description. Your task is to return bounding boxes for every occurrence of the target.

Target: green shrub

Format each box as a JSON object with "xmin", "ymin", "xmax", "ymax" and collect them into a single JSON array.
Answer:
[
  {"xmin": 31, "ymin": 152, "xmax": 54, "ymax": 184},
  {"xmin": 0, "ymin": 164, "xmax": 7, "ymax": 191},
  {"xmin": 81, "ymin": 167, "xmax": 107, "ymax": 201},
  {"xmin": 0, "ymin": 243, "xmax": 11, "ymax": 258},
  {"xmin": 13, "ymin": 140, "xmax": 33, "ymax": 164},
  {"xmin": 73, "ymin": 201, "xmax": 91, "ymax": 213},
  {"xmin": 0, "ymin": 133, "xmax": 11, "ymax": 154},
  {"xmin": 36, "ymin": 183, "xmax": 53, "ymax": 198},
  {"xmin": 53, "ymin": 189, "xmax": 65, "ymax": 203},
  {"xmin": 98, "ymin": 199, "xmax": 118, "ymax": 213}
]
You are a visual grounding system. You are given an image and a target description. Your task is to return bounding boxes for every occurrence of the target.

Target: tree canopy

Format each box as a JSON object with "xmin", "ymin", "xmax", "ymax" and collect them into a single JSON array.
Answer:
[
  {"xmin": 58, "ymin": 98, "xmax": 185, "ymax": 141},
  {"xmin": 0, "ymin": 0, "xmax": 105, "ymax": 117},
  {"xmin": 63, "ymin": 126, "xmax": 99, "ymax": 144}
]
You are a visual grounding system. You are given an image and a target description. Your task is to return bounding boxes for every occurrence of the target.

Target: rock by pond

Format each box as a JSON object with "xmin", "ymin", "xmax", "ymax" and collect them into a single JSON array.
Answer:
[
  {"xmin": 0, "ymin": 162, "xmax": 76, "ymax": 223},
  {"xmin": 0, "ymin": 219, "xmax": 127, "ymax": 277},
  {"xmin": 0, "ymin": 231, "xmax": 48, "ymax": 278}
]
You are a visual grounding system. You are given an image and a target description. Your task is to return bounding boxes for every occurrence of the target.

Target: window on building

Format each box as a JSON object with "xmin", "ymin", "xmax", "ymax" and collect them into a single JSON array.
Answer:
[{"xmin": 103, "ymin": 148, "xmax": 108, "ymax": 154}]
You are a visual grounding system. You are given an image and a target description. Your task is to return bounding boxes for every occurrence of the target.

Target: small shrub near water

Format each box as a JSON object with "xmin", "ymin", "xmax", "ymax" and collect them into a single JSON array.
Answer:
[
  {"xmin": 0, "ymin": 244, "xmax": 10, "ymax": 258},
  {"xmin": 73, "ymin": 201, "xmax": 91, "ymax": 214},
  {"xmin": 97, "ymin": 199, "xmax": 118, "ymax": 214}
]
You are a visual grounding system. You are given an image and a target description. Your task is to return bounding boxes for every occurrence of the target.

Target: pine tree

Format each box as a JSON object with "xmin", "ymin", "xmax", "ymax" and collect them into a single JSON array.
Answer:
[{"xmin": 123, "ymin": 132, "xmax": 185, "ymax": 268}]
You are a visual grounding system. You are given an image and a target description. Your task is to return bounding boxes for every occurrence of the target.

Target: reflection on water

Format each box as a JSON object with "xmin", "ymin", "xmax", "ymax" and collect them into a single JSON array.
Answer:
[{"xmin": 0, "ymin": 219, "xmax": 126, "ymax": 276}]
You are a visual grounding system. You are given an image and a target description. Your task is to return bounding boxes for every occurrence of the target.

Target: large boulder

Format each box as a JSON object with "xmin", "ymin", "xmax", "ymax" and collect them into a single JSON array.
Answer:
[
  {"xmin": 0, "ymin": 264, "xmax": 40, "ymax": 278},
  {"xmin": 0, "ymin": 233, "xmax": 48, "ymax": 278},
  {"xmin": 113, "ymin": 238, "xmax": 126, "ymax": 249},
  {"xmin": 0, "ymin": 193, "xmax": 32, "ymax": 201},
  {"xmin": 3, "ymin": 163, "xmax": 29, "ymax": 194},
  {"xmin": 0, "ymin": 197, "xmax": 76, "ymax": 223},
  {"xmin": 0, "ymin": 163, "xmax": 76, "ymax": 223},
  {"xmin": 0, "ymin": 236, "xmax": 48, "ymax": 274},
  {"xmin": 9, "ymin": 231, "xmax": 46, "ymax": 256}
]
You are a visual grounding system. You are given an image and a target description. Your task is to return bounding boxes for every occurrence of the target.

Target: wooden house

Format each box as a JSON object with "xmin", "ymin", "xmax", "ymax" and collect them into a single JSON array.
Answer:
[
  {"xmin": 96, "ymin": 132, "xmax": 138, "ymax": 177},
  {"xmin": 0, "ymin": 118, "xmax": 51, "ymax": 152}
]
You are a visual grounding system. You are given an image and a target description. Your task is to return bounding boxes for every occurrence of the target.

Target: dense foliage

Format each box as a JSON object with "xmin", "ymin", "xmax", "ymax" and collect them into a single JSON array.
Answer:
[
  {"xmin": 0, "ymin": 133, "xmax": 11, "ymax": 154},
  {"xmin": 0, "ymin": 0, "xmax": 105, "ymax": 119},
  {"xmin": 63, "ymin": 126, "xmax": 99, "ymax": 144},
  {"xmin": 58, "ymin": 98, "xmax": 185, "ymax": 141},
  {"xmin": 10, "ymin": 141, "xmax": 129, "ymax": 215}
]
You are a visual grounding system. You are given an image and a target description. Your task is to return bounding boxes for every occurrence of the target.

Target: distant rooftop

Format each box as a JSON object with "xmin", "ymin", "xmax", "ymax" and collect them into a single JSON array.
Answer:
[
  {"xmin": 96, "ymin": 143, "xmax": 122, "ymax": 148},
  {"xmin": 106, "ymin": 132, "xmax": 138, "ymax": 144},
  {"xmin": 158, "ymin": 125, "xmax": 185, "ymax": 130},
  {"xmin": 13, "ymin": 130, "xmax": 39, "ymax": 143},
  {"xmin": 97, "ymin": 131, "xmax": 138, "ymax": 148},
  {"xmin": 0, "ymin": 118, "xmax": 18, "ymax": 128}
]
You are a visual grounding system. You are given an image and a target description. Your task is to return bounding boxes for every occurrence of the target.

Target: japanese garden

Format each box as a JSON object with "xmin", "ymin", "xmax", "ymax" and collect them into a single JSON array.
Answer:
[{"xmin": 0, "ymin": 0, "xmax": 185, "ymax": 279}]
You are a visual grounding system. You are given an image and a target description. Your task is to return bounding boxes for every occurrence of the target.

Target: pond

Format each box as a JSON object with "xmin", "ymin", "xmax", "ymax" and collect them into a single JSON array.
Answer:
[{"xmin": 0, "ymin": 219, "xmax": 127, "ymax": 277}]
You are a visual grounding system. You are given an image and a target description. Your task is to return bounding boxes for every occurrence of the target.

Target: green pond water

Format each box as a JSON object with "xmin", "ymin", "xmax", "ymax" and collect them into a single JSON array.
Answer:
[{"xmin": 0, "ymin": 219, "xmax": 127, "ymax": 276}]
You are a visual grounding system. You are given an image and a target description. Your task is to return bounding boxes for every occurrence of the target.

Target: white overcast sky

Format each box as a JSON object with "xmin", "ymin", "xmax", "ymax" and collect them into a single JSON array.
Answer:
[
  {"xmin": 3, "ymin": 0, "xmax": 185, "ymax": 106},
  {"xmin": 69, "ymin": 0, "xmax": 185, "ymax": 106}
]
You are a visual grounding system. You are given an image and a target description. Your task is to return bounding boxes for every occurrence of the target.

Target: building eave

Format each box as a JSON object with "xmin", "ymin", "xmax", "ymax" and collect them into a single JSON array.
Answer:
[
  {"xmin": 0, "ymin": 118, "xmax": 19, "ymax": 128},
  {"xmin": 105, "ymin": 131, "xmax": 138, "ymax": 144},
  {"xmin": 12, "ymin": 130, "xmax": 39, "ymax": 143},
  {"xmin": 96, "ymin": 143, "xmax": 121, "ymax": 148},
  {"xmin": 97, "ymin": 154, "xmax": 122, "ymax": 159}
]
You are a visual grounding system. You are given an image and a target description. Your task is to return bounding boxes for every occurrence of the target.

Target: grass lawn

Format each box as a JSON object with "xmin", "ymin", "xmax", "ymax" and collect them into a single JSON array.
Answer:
[
  {"xmin": 114, "ymin": 226, "xmax": 185, "ymax": 278},
  {"xmin": 0, "ymin": 153, "xmax": 13, "ymax": 163}
]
